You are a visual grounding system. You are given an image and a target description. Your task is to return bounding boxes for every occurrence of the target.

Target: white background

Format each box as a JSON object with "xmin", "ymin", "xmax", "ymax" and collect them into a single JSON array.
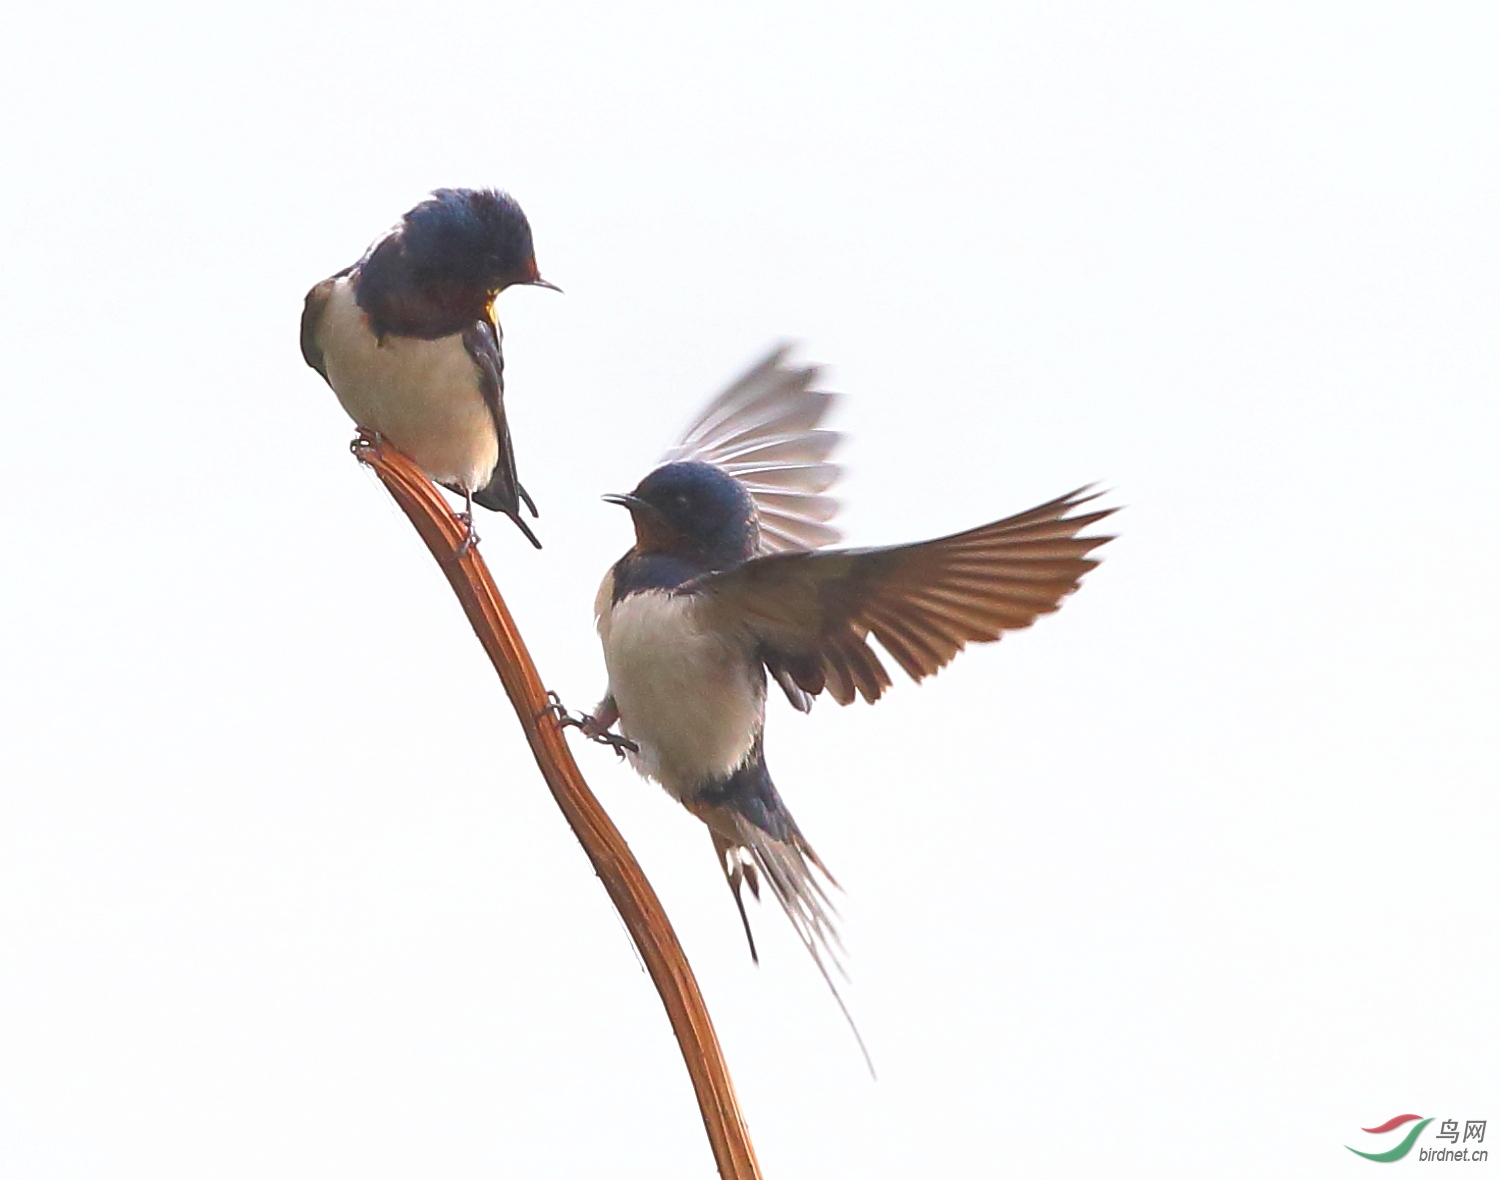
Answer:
[{"xmin": 1, "ymin": 2, "xmax": 1496, "ymax": 1176}]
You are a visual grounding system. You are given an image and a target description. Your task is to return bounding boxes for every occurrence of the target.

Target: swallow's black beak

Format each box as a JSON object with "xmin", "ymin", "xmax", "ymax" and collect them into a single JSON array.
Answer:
[
  {"xmin": 511, "ymin": 254, "xmax": 562, "ymax": 293},
  {"xmin": 604, "ymin": 492, "xmax": 678, "ymax": 553}
]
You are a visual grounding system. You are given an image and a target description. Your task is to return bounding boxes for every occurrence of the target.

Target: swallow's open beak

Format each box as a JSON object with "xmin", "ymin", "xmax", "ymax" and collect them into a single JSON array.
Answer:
[
  {"xmin": 602, "ymin": 493, "xmax": 645, "ymax": 510},
  {"xmin": 528, "ymin": 276, "xmax": 563, "ymax": 293}
]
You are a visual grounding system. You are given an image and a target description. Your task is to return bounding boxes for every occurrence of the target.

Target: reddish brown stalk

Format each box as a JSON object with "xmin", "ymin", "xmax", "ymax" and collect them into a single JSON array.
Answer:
[{"xmin": 351, "ymin": 433, "xmax": 761, "ymax": 1180}]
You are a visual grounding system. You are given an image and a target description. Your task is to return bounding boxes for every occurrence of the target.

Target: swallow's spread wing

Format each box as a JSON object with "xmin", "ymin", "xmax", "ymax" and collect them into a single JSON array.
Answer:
[
  {"xmin": 691, "ymin": 487, "xmax": 1115, "ymax": 706},
  {"xmin": 662, "ymin": 345, "xmax": 842, "ymax": 554},
  {"xmin": 463, "ymin": 317, "xmax": 540, "ymax": 547}
]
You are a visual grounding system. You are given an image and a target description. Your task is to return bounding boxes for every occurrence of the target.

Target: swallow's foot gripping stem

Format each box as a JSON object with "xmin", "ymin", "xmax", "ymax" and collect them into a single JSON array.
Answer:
[
  {"xmin": 350, "ymin": 429, "xmax": 388, "ymax": 463},
  {"xmin": 453, "ymin": 514, "xmax": 480, "ymax": 559},
  {"xmin": 452, "ymin": 489, "xmax": 481, "ymax": 559},
  {"xmin": 542, "ymin": 691, "xmax": 638, "ymax": 757},
  {"xmin": 538, "ymin": 691, "xmax": 575, "ymax": 726}
]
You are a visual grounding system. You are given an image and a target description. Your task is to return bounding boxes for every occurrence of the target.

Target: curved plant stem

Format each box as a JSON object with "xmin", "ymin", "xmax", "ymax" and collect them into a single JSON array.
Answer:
[{"xmin": 352, "ymin": 432, "xmax": 761, "ymax": 1180}]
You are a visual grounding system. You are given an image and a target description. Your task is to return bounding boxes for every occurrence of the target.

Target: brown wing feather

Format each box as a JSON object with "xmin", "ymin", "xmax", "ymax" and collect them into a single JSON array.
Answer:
[{"xmin": 694, "ymin": 487, "xmax": 1115, "ymax": 705}]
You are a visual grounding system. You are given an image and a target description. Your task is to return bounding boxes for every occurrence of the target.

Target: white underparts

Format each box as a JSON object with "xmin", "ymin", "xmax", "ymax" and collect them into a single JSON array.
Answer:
[
  {"xmin": 598, "ymin": 585, "xmax": 763, "ymax": 799},
  {"xmin": 316, "ymin": 277, "xmax": 499, "ymax": 491}
]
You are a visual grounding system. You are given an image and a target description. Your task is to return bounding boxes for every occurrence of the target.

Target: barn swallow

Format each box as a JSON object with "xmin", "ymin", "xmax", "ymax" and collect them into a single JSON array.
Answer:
[
  {"xmin": 563, "ymin": 346, "xmax": 1114, "ymax": 1057},
  {"xmin": 300, "ymin": 188, "xmax": 558, "ymax": 549}
]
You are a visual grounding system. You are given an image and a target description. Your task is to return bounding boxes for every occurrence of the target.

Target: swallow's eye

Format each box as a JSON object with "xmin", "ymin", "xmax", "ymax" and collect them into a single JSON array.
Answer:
[{"xmin": 674, "ymin": 492, "xmax": 690, "ymax": 509}]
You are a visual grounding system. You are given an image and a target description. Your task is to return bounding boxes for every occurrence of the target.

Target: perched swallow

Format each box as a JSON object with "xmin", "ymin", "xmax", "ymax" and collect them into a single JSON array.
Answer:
[
  {"xmin": 301, "ymin": 187, "xmax": 558, "ymax": 548},
  {"xmin": 572, "ymin": 346, "xmax": 1114, "ymax": 1052}
]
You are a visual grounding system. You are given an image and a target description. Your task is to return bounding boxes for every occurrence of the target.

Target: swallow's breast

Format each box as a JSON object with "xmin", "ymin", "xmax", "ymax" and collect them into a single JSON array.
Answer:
[
  {"xmin": 600, "ymin": 589, "xmax": 763, "ymax": 799},
  {"xmin": 316, "ymin": 278, "xmax": 499, "ymax": 491}
]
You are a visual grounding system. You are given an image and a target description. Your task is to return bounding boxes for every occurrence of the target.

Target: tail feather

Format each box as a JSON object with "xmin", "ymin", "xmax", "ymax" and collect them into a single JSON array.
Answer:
[
  {"xmin": 714, "ymin": 815, "xmax": 875, "ymax": 1077},
  {"xmin": 470, "ymin": 437, "xmax": 542, "ymax": 548},
  {"xmin": 694, "ymin": 751, "xmax": 874, "ymax": 1076},
  {"xmin": 711, "ymin": 832, "xmax": 760, "ymax": 964}
]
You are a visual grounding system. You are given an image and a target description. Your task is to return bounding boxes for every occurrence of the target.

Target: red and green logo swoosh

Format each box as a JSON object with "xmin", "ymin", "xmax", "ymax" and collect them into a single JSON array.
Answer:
[{"xmin": 1347, "ymin": 1114, "xmax": 1432, "ymax": 1162}]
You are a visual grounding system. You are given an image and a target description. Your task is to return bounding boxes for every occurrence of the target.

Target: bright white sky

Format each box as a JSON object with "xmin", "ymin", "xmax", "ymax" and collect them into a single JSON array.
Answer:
[{"xmin": 1, "ymin": 3, "xmax": 1496, "ymax": 1177}]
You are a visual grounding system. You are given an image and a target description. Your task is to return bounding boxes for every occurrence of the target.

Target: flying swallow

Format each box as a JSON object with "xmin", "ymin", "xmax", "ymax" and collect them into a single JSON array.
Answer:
[
  {"xmin": 565, "ymin": 346, "xmax": 1115, "ymax": 1056},
  {"xmin": 301, "ymin": 187, "xmax": 558, "ymax": 548}
]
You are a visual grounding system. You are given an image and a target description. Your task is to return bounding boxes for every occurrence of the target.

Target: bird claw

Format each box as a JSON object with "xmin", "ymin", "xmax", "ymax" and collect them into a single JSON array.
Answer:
[
  {"xmin": 539, "ymin": 691, "xmax": 576, "ymax": 725},
  {"xmin": 591, "ymin": 729, "xmax": 639, "ymax": 757},
  {"xmin": 453, "ymin": 511, "xmax": 480, "ymax": 559},
  {"xmin": 541, "ymin": 692, "xmax": 638, "ymax": 757},
  {"xmin": 350, "ymin": 430, "xmax": 388, "ymax": 463}
]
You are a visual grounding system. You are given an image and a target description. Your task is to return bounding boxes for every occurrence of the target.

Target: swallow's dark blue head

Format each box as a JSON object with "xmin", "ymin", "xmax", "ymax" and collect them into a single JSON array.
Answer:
[
  {"xmin": 607, "ymin": 462, "xmax": 758, "ymax": 568},
  {"xmin": 354, "ymin": 187, "xmax": 558, "ymax": 339},
  {"xmin": 397, "ymin": 187, "xmax": 555, "ymax": 292}
]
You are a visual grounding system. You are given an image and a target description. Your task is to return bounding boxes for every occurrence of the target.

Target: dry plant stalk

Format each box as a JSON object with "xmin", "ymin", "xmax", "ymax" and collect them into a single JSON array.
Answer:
[{"xmin": 352, "ymin": 432, "xmax": 762, "ymax": 1180}]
